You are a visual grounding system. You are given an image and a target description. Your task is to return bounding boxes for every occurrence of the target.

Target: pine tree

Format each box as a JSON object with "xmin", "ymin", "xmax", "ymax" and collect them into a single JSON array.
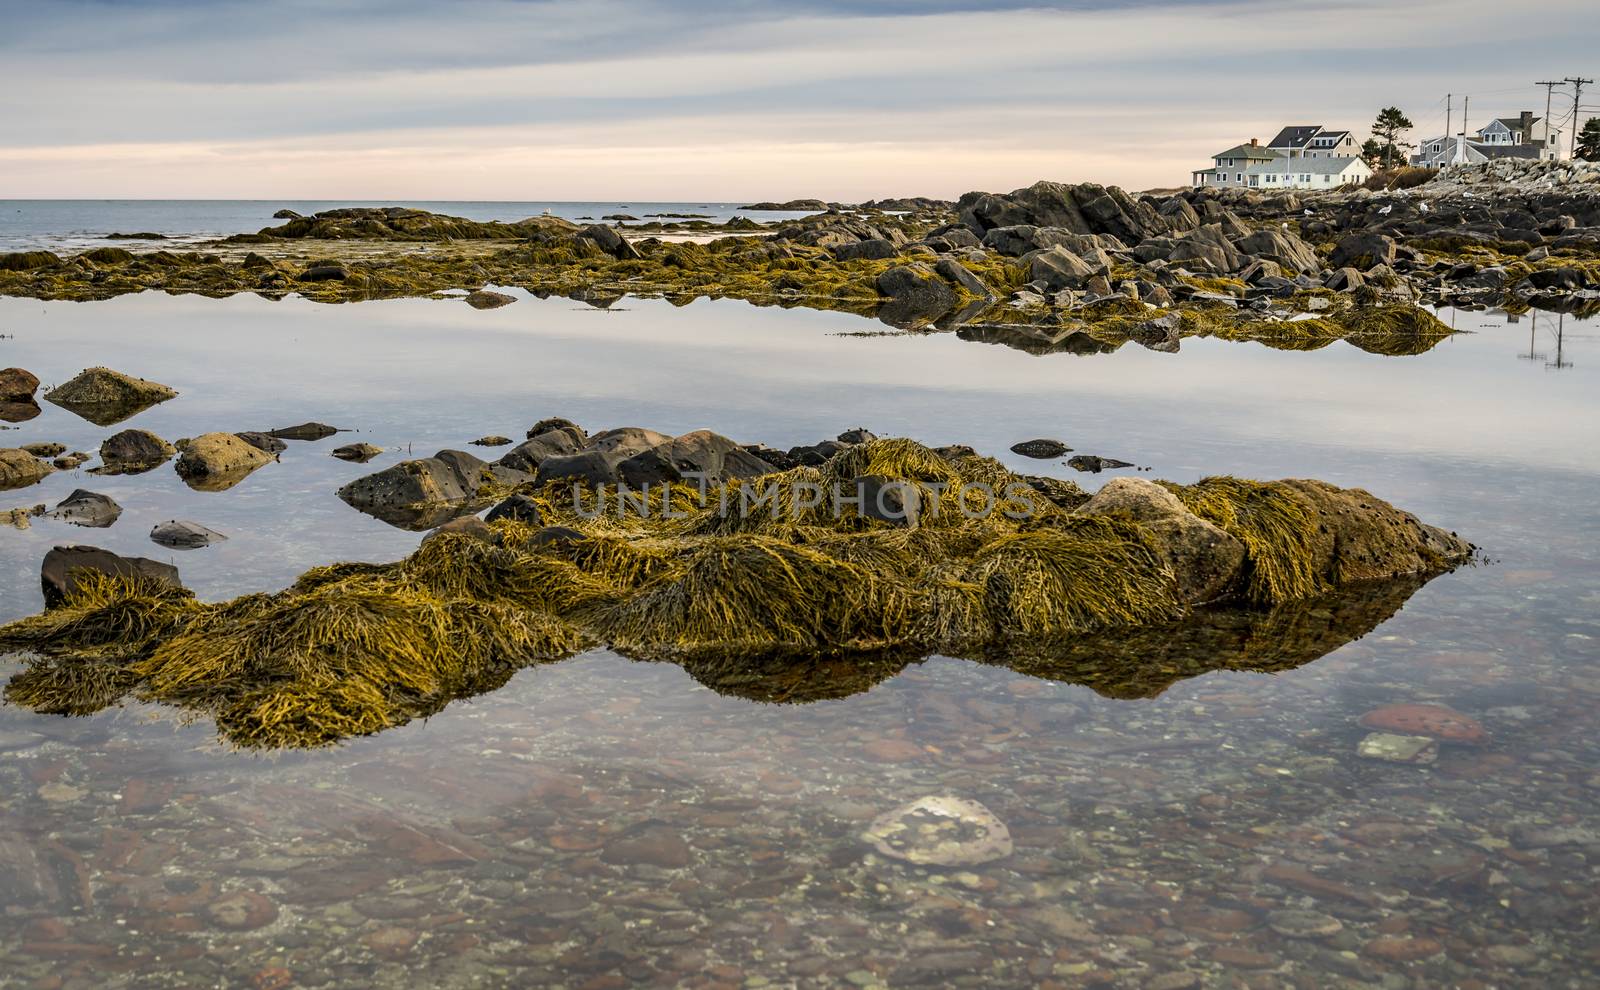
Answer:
[
  {"xmin": 1578, "ymin": 118, "xmax": 1600, "ymax": 162},
  {"xmin": 1370, "ymin": 107, "xmax": 1415, "ymax": 171}
]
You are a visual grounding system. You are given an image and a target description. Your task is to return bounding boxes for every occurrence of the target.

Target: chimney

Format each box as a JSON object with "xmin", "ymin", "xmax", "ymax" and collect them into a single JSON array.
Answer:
[
  {"xmin": 1249, "ymin": 137, "xmax": 1258, "ymax": 146},
  {"xmin": 1521, "ymin": 110, "xmax": 1534, "ymax": 136}
]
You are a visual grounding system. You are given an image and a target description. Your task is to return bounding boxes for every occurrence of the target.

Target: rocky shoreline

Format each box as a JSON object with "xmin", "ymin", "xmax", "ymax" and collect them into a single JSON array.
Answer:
[{"xmin": 3, "ymin": 161, "xmax": 1594, "ymax": 354}]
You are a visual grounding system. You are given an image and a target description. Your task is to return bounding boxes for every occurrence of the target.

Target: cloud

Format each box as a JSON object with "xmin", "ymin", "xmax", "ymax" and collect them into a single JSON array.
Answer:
[{"xmin": 0, "ymin": 0, "xmax": 1593, "ymax": 197}]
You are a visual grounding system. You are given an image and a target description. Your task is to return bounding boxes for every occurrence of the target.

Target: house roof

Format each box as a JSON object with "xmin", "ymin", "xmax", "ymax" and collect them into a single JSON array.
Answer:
[
  {"xmin": 1245, "ymin": 155, "xmax": 1367, "ymax": 176},
  {"xmin": 1211, "ymin": 143, "xmax": 1281, "ymax": 161},
  {"xmin": 1309, "ymin": 129, "xmax": 1351, "ymax": 144},
  {"xmin": 1268, "ymin": 125, "xmax": 1323, "ymax": 148},
  {"xmin": 1491, "ymin": 115, "xmax": 1539, "ymax": 131},
  {"xmin": 1476, "ymin": 143, "xmax": 1542, "ymax": 160}
]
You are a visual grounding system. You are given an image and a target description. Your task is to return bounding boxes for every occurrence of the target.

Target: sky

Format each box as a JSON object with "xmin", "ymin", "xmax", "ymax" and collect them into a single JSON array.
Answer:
[{"xmin": 0, "ymin": 0, "xmax": 1594, "ymax": 200}]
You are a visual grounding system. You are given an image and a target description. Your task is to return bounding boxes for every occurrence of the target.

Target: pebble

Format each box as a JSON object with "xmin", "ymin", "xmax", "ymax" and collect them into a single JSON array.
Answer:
[
  {"xmin": 206, "ymin": 891, "xmax": 279, "ymax": 932},
  {"xmin": 1363, "ymin": 936, "xmax": 1443, "ymax": 962},
  {"xmin": 1266, "ymin": 909, "xmax": 1343, "ymax": 939}
]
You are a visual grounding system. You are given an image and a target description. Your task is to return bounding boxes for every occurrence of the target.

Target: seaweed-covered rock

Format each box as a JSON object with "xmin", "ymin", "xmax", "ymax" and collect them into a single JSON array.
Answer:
[
  {"xmin": 0, "ymin": 251, "xmax": 61, "ymax": 271},
  {"xmin": 536, "ymin": 428, "xmax": 674, "ymax": 485},
  {"xmin": 0, "ymin": 367, "xmax": 38, "ymax": 402},
  {"xmin": 616, "ymin": 431, "xmax": 774, "ymax": 486},
  {"xmin": 484, "ymin": 493, "xmax": 542, "ymax": 526},
  {"xmin": 99, "ymin": 429, "xmax": 176, "ymax": 472},
  {"xmin": 40, "ymin": 545, "xmax": 181, "ymax": 608},
  {"xmin": 576, "ymin": 224, "xmax": 642, "ymax": 261},
  {"xmin": 1329, "ymin": 233, "xmax": 1397, "ymax": 270},
  {"xmin": 876, "ymin": 263, "xmax": 956, "ymax": 325},
  {"xmin": 1079, "ymin": 477, "xmax": 1244, "ymax": 605},
  {"xmin": 465, "ymin": 289, "xmax": 517, "ymax": 309},
  {"xmin": 175, "ymin": 433, "xmax": 274, "ymax": 491},
  {"xmin": 0, "ymin": 449, "xmax": 51, "ymax": 491},
  {"xmin": 43, "ymin": 367, "xmax": 177, "ymax": 427},
  {"xmin": 46, "ymin": 490, "xmax": 122, "ymax": 528},
  {"xmin": 331, "ymin": 443, "xmax": 383, "ymax": 463},
  {"xmin": 958, "ymin": 180, "xmax": 1164, "ymax": 245}
]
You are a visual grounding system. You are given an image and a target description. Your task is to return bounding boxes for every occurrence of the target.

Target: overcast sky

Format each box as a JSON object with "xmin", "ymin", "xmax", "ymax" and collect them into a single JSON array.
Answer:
[{"xmin": 1, "ymin": 0, "xmax": 1594, "ymax": 200}]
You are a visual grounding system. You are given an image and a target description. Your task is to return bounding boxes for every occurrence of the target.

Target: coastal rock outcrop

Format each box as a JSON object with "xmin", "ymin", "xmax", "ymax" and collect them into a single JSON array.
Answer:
[
  {"xmin": 44, "ymin": 367, "xmax": 177, "ymax": 426},
  {"xmin": 175, "ymin": 433, "xmax": 275, "ymax": 492},
  {"xmin": 39, "ymin": 545, "xmax": 182, "ymax": 608},
  {"xmin": 99, "ymin": 429, "xmax": 176, "ymax": 473}
]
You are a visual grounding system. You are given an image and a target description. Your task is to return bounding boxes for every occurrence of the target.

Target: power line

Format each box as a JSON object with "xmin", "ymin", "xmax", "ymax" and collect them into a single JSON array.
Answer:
[{"xmin": 1565, "ymin": 77, "xmax": 1593, "ymax": 158}]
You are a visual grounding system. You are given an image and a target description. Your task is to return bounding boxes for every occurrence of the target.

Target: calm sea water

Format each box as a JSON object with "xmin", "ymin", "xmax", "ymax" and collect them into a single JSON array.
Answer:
[
  {"xmin": 0, "ymin": 200, "xmax": 822, "ymax": 253},
  {"xmin": 0, "ymin": 289, "xmax": 1596, "ymax": 987}
]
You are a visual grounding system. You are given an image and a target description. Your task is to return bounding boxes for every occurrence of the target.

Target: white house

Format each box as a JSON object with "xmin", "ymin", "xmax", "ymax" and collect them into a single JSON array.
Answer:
[
  {"xmin": 1192, "ymin": 140, "xmax": 1282, "ymax": 188},
  {"xmin": 1244, "ymin": 155, "xmax": 1371, "ymax": 189},
  {"xmin": 1413, "ymin": 111, "xmax": 1562, "ymax": 167},
  {"xmin": 1267, "ymin": 125, "xmax": 1361, "ymax": 160}
]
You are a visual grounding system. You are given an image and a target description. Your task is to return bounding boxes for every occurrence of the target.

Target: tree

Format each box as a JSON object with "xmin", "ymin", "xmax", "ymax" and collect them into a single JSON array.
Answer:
[
  {"xmin": 1360, "ymin": 137, "xmax": 1386, "ymax": 171},
  {"xmin": 1578, "ymin": 118, "xmax": 1600, "ymax": 162},
  {"xmin": 1369, "ymin": 107, "xmax": 1415, "ymax": 171}
]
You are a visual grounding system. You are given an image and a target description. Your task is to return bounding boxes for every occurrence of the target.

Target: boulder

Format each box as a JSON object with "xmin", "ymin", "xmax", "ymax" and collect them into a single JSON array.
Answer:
[
  {"xmin": 958, "ymin": 180, "xmax": 1163, "ymax": 246},
  {"xmin": 1009, "ymin": 439, "xmax": 1071, "ymax": 459},
  {"xmin": 875, "ymin": 263, "xmax": 958, "ymax": 325},
  {"xmin": 1324, "ymin": 268, "xmax": 1365, "ymax": 292},
  {"xmin": 533, "ymin": 426, "xmax": 678, "ymax": 485},
  {"xmin": 0, "ymin": 449, "xmax": 51, "ymax": 491},
  {"xmin": 1524, "ymin": 267, "xmax": 1585, "ymax": 291},
  {"xmin": 527, "ymin": 416, "xmax": 586, "ymax": 443},
  {"xmin": 496, "ymin": 429, "xmax": 584, "ymax": 473},
  {"xmin": 1021, "ymin": 246, "xmax": 1097, "ymax": 291},
  {"xmin": 22, "ymin": 442, "xmax": 65, "ymax": 458},
  {"xmin": 1235, "ymin": 228, "xmax": 1321, "ymax": 273},
  {"xmin": 0, "ymin": 367, "xmax": 38, "ymax": 402},
  {"xmin": 862, "ymin": 796, "xmax": 1013, "ymax": 867},
  {"xmin": 43, "ymin": 367, "xmax": 177, "ymax": 427},
  {"xmin": 852, "ymin": 475, "xmax": 920, "ymax": 527},
  {"xmin": 575, "ymin": 224, "xmax": 641, "ymax": 260},
  {"xmin": 1077, "ymin": 477, "xmax": 1245, "ymax": 604},
  {"xmin": 298, "ymin": 264, "xmax": 347, "ymax": 282},
  {"xmin": 46, "ymin": 490, "xmax": 122, "ymax": 528},
  {"xmin": 616, "ymin": 430, "xmax": 775, "ymax": 486},
  {"xmin": 484, "ymin": 493, "xmax": 542, "ymax": 526},
  {"xmin": 1329, "ymin": 233, "xmax": 1397, "ymax": 270},
  {"xmin": 99, "ymin": 429, "xmax": 176, "ymax": 472},
  {"xmin": 174, "ymin": 433, "xmax": 275, "ymax": 491},
  {"xmin": 834, "ymin": 238, "xmax": 899, "ymax": 261},
  {"xmin": 40, "ymin": 545, "xmax": 182, "ymax": 608},
  {"xmin": 1166, "ymin": 224, "xmax": 1246, "ymax": 273},
  {"xmin": 424, "ymin": 515, "xmax": 498, "ymax": 546},
  {"xmin": 465, "ymin": 289, "xmax": 517, "ymax": 309},
  {"xmin": 150, "ymin": 519, "xmax": 228, "ymax": 549},
  {"xmin": 339, "ymin": 449, "xmax": 526, "ymax": 511}
]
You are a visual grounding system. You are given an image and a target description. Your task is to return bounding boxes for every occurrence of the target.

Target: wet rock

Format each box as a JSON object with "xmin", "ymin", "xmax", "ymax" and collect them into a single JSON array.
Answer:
[
  {"xmin": 1357, "ymin": 732, "xmax": 1438, "ymax": 764},
  {"xmin": 43, "ymin": 367, "xmax": 177, "ymax": 426},
  {"xmin": 150, "ymin": 519, "xmax": 229, "ymax": 549},
  {"xmin": 339, "ymin": 449, "xmax": 526, "ymax": 514},
  {"xmin": 41, "ymin": 545, "xmax": 182, "ymax": 608},
  {"xmin": 298, "ymin": 264, "xmax": 347, "ymax": 282},
  {"xmin": 465, "ymin": 289, "xmax": 517, "ymax": 309},
  {"xmin": 1358, "ymin": 703, "xmax": 1485, "ymax": 743},
  {"xmin": 470, "ymin": 435, "xmax": 513, "ymax": 447},
  {"xmin": 0, "ymin": 367, "xmax": 39, "ymax": 401},
  {"xmin": 331, "ymin": 442, "xmax": 383, "ymax": 463},
  {"xmin": 363, "ymin": 926, "xmax": 418, "ymax": 960},
  {"xmin": 1067, "ymin": 455, "xmax": 1134, "ymax": 473},
  {"xmin": 0, "ymin": 448, "xmax": 51, "ymax": 491},
  {"xmin": 853, "ymin": 475, "xmax": 920, "ymax": 527},
  {"xmin": 3, "ymin": 504, "xmax": 44, "ymax": 529},
  {"xmin": 862, "ymin": 796, "xmax": 1013, "ymax": 867},
  {"xmin": 527, "ymin": 416, "xmax": 587, "ymax": 443},
  {"xmin": 497, "ymin": 429, "xmax": 584, "ymax": 473},
  {"xmin": 19, "ymin": 442, "xmax": 61, "ymax": 458},
  {"xmin": 46, "ymin": 490, "xmax": 122, "ymax": 528},
  {"xmin": 425, "ymin": 515, "xmax": 498, "ymax": 545},
  {"xmin": 175, "ymin": 433, "xmax": 274, "ymax": 491},
  {"xmin": 576, "ymin": 224, "xmax": 642, "ymax": 261},
  {"xmin": 484, "ymin": 493, "xmax": 542, "ymax": 526},
  {"xmin": 53, "ymin": 451, "xmax": 91, "ymax": 470},
  {"xmin": 526, "ymin": 525, "xmax": 585, "ymax": 549},
  {"xmin": 269, "ymin": 422, "xmax": 340, "ymax": 441},
  {"xmin": 1077, "ymin": 477, "xmax": 1245, "ymax": 605},
  {"xmin": 837, "ymin": 428, "xmax": 877, "ymax": 444},
  {"xmin": 98, "ymin": 429, "xmax": 176, "ymax": 473},
  {"xmin": 1009, "ymin": 438, "xmax": 1070, "ymax": 459},
  {"xmin": 1330, "ymin": 232, "xmax": 1397, "ymax": 270},
  {"xmin": 235, "ymin": 431, "xmax": 288, "ymax": 455},
  {"xmin": 536, "ymin": 427, "xmax": 673, "ymax": 485}
]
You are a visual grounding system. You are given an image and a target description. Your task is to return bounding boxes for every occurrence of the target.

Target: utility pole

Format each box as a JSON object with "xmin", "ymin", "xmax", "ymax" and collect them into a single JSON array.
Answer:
[
  {"xmin": 1537, "ymin": 80, "xmax": 1562, "ymax": 155},
  {"xmin": 1445, "ymin": 94, "xmax": 1452, "ymax": 147},
  {"xmin": 1565, "ymin": 77, "xmax": 1593, "ymax": 159}
]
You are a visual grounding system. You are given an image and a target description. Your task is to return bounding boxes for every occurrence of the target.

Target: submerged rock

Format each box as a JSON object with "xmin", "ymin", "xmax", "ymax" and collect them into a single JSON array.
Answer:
[
  {"xmin": 1358, "ymin": 703, "xmax": 1485, "ymax": 743},
  {"xmin": 46, "ymin": 490, "xmax": 122, "ymax": 528},
  {"xmin": 40, "ymin": 545, "xmax": 182, "ymax": 608},
  {"xmin": 98, "ymin": 428, "xmax": 176, "ymax": 473},
  {"xmin": 235, "ymin": 431, "xmax": 288, "ymax": 455},
  {"xmin": 43, "ymin": 367, "xmax": 177, "ymax": 426},
  {"xmin": 1357, "ymin": 732, "xmax": 1439, "ymax": 764},
  {"xmin": 150, "ymin": 519, "xmax": 229, "ymax": 549},
  {"xmin": 862, "ymin": 796, "xmax": 1013, "ymax": 867},
  {"xmin": 175, "ymin": 433, "xmax": 275, "ymax": 492},
  {"xmin": 1068, "ymin": 455, "xmax": 1135, "ymax": 473},
  {"xmin": 0, "ymin": 448, "xmax": 51, "ymax": 491},
  {"xmin": 470, "ymin": 435, "xmax": 513, "ymax": 447}
]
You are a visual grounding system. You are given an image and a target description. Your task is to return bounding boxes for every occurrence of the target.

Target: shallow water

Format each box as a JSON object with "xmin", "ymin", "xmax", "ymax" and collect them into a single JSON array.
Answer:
[{"xmin": 1, "ymin": 291, "xmax": 1597, "ymax": 987}]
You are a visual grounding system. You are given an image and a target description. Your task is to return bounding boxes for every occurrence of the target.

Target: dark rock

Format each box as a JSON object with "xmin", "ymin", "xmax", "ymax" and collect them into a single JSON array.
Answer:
[
  {"xmin": 469, "ymin": 435, "xmax": 513, "ymax": 447},
  {"xmin": 1010, "ymin": 439, "xmax": 1071, "ymax": 459},
  {"xmin": 932, "ymin": 258, "xmax": 992, "ymax": 298},
  {"xmin": 41, "ymin": 545, "xmax": 182, "ymax": 608},
  {"xmin": 424, "ymin": 515, "xmax": 498, "ymax": 546},
  {"xmin": 576, "ymin": 224, "xmax": 642, "ymax": 261},
  {"xmin": 526, "ymin": 525, "xmax": 585, "ymax": 550},
  {"xmin": 853, "ymin": 475, "xmax": 920, "ymax": 527},
  {"xmin": 484, "ymin": 493, "xmax": 542, "ymax": 526},
  {"xmin": 1235, "ymin": 227, "xmax": 1321, "ymax": 272},
  {"xmin": 150, "ymin": 519, "xmax": 228, "ymax": 549},
  {"xmin": 497, "ymin": 429, "xmax": 584, "ymax": 473},
  {"xmin": 616, "ymin": 430, "xmax": 774, "ymax": 486},
  {"xmin": 22, "ymin": 442, "xmax": 65, "ymax": 458},
  {"xmin": 1524, "ymin": 267, "xmax": 1585, "ymax": 291},
  {"xmin": 340, "ymin": 449, "xmax": 528, "ymax": 514},
  {"xmin": 1068, "ymin": 455, "xmax": 1135, "ymax": 473},
  {"xmin": 875, "ymin": 263, "xmax": 957, "ymax": 325},
  {"xmin": 99, "ymin": 429, "xmax": 176, "ymax": 472},
  {"xmin": 1324, "ymin": 268, "xmax": 1365, "ymax": 292},
  {"xmin": 46, "ymin": 490, "xmax": 122, "ymax": 528},
  {"xmin": 1330, "ymin": 233, "xmax": 1397, "ymax": 270},
  {"xmin": 527, "ymin": 416, "xmax": 586, "ymax": 443},
  {"xmin": 298, "ymin": 264, "xmax": 348, "ymax": 282},
  {"xmin": 834, "ymin": 238, "xmax": 899, "ymax": 261},
  {"xmin": 269, "ymin": 422, "xmax": 340, "ymax": 441}
]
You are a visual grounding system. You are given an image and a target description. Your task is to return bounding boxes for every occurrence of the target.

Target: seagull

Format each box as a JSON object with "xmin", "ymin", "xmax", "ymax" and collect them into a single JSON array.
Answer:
[
  {"xmin": 1303, "ymin": 208, "xmax": 1315, "ymax": 216},
  {"xmin": 1378, "ymin": 204, "xmax": 1393, "ymax": 215},
  {"xmin": 1420, "ymin": 202, "xmax": 1431, "ymax": 213}
]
